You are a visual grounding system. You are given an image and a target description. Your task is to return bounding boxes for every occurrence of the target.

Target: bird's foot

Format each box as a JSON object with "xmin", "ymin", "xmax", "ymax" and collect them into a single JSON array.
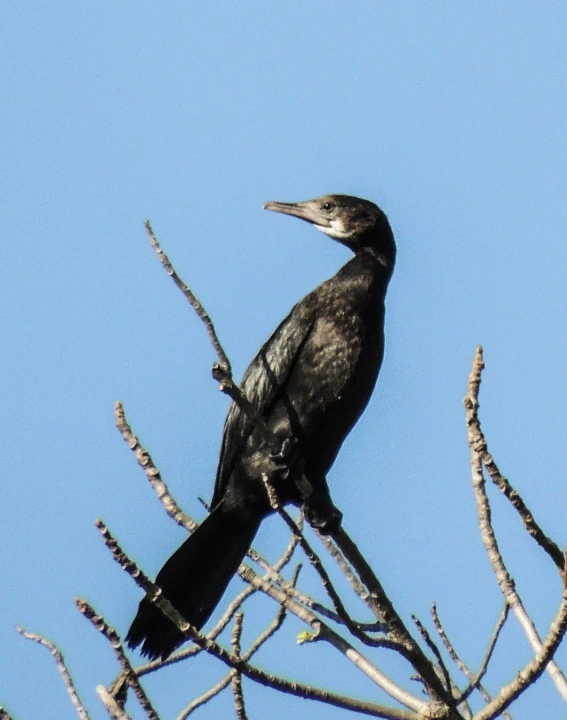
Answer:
[
  {"xmin": 304, "ymin": 498, "xmax": 343, "ymax": 535},
  {"xmin": 269, "ymin": 436, "xmax": 300, "ymax": 480}
]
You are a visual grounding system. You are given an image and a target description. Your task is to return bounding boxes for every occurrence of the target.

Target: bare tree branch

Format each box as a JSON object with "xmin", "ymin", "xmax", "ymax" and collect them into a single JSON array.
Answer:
[
  {"xmin": 473, "ymin": 591, "xmax": 567, "ymax": 720},
  {"xmin": 96, "ymin": 686, "xmax": 132, "ymax": 720},
  {"xmin": 460, "ymin": 347, "xmax": 563, "ymax": 573},
  {"xmin": 96, "ymin": 517, "xmax": 429, "ymax": 717},
  {"xmin": 318, "ymin": 533, "xmax": 383, "ymax": 622},
  {"xmin": 455, "ymin": 603, "xmax": 509, "ymax": 704},
  {"xmin": 145, "ymin": 219, "xmax": 231, "ymax": 374},
  {"xmin": 74, "ymin": 601, "xmax": 160, "ymax": 720},
  {"xmin": 246, "ymin": 564, "xmax": 300, "ymax": 654},
  {"xmin": 484, "ymin": 457, "xmax": 564, "ymax": 571},
  {"xmin": 411, "ymin": 615, "xmax": 453, "ymax": 700},
  {"xmin": 465, "ymin": 346, "xmax": 567, "ymax": 707},
  {"xmin": 263, "ymin": 473, "xmax": 394, "ymax": 650},
  {"xmin": 115, "ymin": 401, "xmax": 194, "ymax": 532},
  {"xmin": 331, "ymin": 527, "xmax": 451, "ymax": 707},
  {"xmin": 178, "ymin": 568, "xmax": 300, "ymax": 720},
  {"xmin": 16, "ymin": 627, "xmax": 91, "ymax": 720},
  {"xmin": 431, "ymin": 603, "xmax": 512, "ymax": 720},
  {"xmin": 230, "ymin": 612, "xmax": 248, "ymax": 720},
  {"xmin": 145, "ymin": 219, "xmax": 280, "ymax": 453},
  {"xmin": 178, "ymin": 675, "xmax": 232, "ymax": 718}
]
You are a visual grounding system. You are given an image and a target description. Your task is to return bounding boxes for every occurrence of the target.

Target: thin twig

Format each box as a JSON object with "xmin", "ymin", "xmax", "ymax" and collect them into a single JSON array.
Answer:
[
  {"xmin": 465, "ymin": 346, "xmax": 567, "ymax": 703},
  {"xmin": 430, "ymin": 602, "xmax": 512, "ymax": 719},
  {"xmin": 461, "ymin": 349, "xmax": 563, "ymax": 573},
  {"xmin": 115, "ymin": 401, "xmax": 195, "ymax": 531},
  {"xmin": 74, "ymin": 601, "xmax": 160, "ymax": 720},
  {"xmin": 145, "ymin": 220, "xmax": 279, "ymax": 452},
  {"xmin": 178, "ymin": 675, "xmax": 233, "ymax": 718},
  {"xmin": 231, "ymin": 612, "xmax": 247, "ymax": 720},
  {"xmin": 484, "ymin": 459, "xmax": 564, "ymax": 571},
  {"xmin": 455, "ymin": 602, "xmax": 509, "ymax": 704},
  {"xmin": 16, "ymin": 627, "xmax": 91, "ymax": 720},
  {"xmin": 246, "ymin": 564, "xmax": 301, "ymax": 656},
  {"xmin": 270, "ymin": 556, "xmax": 385, "ymax": 631},
  {"xmin": 145, "ymin": 220, "xmax": 231, "ymax": 373},
  {"xmin": 474, "ymin": 591, "xmax": 567, "ymax": 720},
  {"xmin": 212, "ymin": 363, "xmax": 279, "ymax": 452},
  {"xmin": 411, "ymin": 615, "xmax": 453, "ymax": 699}
]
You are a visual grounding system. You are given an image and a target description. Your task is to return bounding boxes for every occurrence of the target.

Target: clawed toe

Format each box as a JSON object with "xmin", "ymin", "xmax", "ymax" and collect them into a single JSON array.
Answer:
[
  {"xmin": 305, "ymin": 503, "xmax": 343, "ymax": 535},
  {"xmin": 269, "ymin": 437, "xmax": 300, "ymax": 479}
]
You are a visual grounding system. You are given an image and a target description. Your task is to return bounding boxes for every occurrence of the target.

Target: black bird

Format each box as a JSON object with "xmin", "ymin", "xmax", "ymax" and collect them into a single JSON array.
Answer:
[{"xmin": 126, "ymin": 194, "xmax": 396, "ymax": 659}]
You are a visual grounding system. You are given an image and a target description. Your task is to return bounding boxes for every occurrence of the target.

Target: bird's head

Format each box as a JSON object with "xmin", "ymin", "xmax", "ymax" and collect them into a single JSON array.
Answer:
[{"xmin": 263, "ymin": 194, "xmax": 395, "ymax": 267}]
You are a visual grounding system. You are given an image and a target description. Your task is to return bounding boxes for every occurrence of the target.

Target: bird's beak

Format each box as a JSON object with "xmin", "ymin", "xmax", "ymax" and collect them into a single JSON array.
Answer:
[{"xmin": 263, "ymin": 200, "xmax": 331, "ymax": 228}]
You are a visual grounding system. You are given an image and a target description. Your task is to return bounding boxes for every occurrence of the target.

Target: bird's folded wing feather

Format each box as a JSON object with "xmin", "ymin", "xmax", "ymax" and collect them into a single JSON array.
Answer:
[{"xmin": 211, "ymin": 303, "xmax": 315, "ymax": 507}]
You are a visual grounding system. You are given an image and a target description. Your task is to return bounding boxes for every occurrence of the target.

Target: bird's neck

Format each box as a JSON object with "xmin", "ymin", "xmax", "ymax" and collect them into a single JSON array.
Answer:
[
  {"xmin": 335, "ymin": 247, "xmax": 394, "ymax": 304},
  {"xmin": 354, "ymin": 242, "xmax": 396, "ymax": 284},
  {"xmin": 353, "ymin": 223, "xmax": 396, "ymax": 278}
]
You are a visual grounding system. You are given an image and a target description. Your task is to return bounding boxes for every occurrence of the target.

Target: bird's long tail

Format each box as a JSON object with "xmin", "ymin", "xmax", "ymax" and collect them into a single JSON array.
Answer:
[{"xmin": 126, "ymin": 506, "xmax": 261, "ymax": 660}]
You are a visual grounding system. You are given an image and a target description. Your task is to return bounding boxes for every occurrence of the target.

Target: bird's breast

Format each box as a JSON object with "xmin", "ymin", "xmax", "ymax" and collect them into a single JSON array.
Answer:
[{"xmin": 278, "ymin": 296, "xmax": 385, "ymax": 476}]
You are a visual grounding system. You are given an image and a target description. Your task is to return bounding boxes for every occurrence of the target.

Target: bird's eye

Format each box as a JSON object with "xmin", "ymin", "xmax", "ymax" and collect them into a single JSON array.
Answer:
[{"xmin": 322, "ymin": 201, "xmax": 334, "ymax": 211}]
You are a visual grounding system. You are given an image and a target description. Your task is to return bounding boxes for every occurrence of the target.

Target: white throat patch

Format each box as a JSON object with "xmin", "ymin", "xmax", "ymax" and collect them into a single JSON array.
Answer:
[{"xmin": 315, "ymin": 218, "xmax": 353, "ymax": 240}]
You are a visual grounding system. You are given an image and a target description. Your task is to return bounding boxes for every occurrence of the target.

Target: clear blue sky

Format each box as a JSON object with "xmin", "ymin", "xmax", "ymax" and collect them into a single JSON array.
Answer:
[{"xmin": 2, "ymin": 3, "xmax": 566, "ymax": 718}]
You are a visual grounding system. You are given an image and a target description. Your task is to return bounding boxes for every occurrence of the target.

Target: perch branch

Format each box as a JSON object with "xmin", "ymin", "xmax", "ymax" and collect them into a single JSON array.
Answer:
[
  {"xmin": 331, "ymin": 527, "xmax": 450, "ymax": 704},
  {"xmin": 263, "ymin": 474, "xmax": 395, "ymax": 650},
  {"xmin": 318, "ymin": 533, "xmax": 381, "ymax": 618}
]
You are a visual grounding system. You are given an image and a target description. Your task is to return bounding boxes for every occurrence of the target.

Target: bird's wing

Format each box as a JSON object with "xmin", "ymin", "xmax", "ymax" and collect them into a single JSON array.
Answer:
[{"xmin": 211, "ymin": 304, "xmax": 315, "ymax": 508}]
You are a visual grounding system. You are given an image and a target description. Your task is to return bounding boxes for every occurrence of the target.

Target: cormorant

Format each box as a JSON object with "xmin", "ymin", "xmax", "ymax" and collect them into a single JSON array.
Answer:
[{"xmin": 126, "ymin": 194, "xmax": 396, "ymax": 659}]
